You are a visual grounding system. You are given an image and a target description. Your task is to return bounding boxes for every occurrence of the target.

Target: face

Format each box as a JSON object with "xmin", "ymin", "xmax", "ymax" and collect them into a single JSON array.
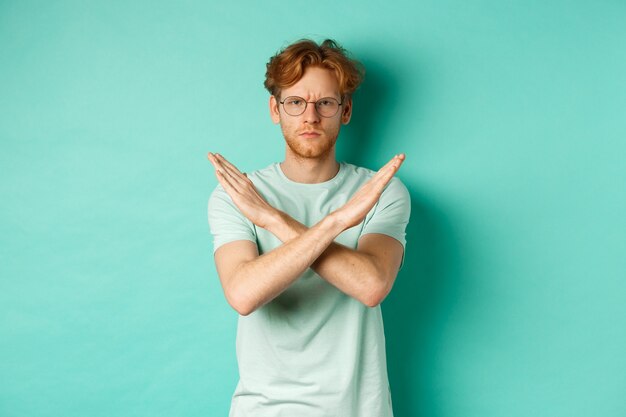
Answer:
[{"xmin": 269, "ymin": 66, "xmax": 352, "ymax": 160}]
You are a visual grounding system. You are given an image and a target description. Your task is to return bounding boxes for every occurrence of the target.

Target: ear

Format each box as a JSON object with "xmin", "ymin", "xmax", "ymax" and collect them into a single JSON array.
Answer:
[
  {"xmin": 269, "ymin": 95, "xmax": 280, "ymax": 124},
  {"xmin": 341, "ymin": 96, "xmax": 353, "ymax": 125}
]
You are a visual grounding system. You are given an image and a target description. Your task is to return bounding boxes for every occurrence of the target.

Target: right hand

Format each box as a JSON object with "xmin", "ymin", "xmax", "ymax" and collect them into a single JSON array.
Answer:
[
  {"xmin": 332, "ymin": 153, "xmax": 406, "ymax": 230},
  {"xmin": 207, "ymin": 152, "xmax": 280, "ymax": 230}
]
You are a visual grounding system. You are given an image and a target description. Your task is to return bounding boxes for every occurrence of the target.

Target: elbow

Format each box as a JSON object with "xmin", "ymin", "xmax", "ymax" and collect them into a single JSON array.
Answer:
[
  {"xmin": 231, "ymin": 301, "xmax": 254, "ymax": 317},
  {"xmin": 360, "ymin": 256, "xmax": 396, "ymax": 307},
  {"xmin": 361, "ymin": 279, "xmax": 392, "ymax": 308},
  {"xmin": 224, "ymin": 283, "xmax": 257, "ymax": 316},
  {"xmin": 222, "ymin": 262, "xmax": 258, "ymax": 316},
  {"xmin": 362, "ymin": 292, "xmax": 385, "ymax": 308}
]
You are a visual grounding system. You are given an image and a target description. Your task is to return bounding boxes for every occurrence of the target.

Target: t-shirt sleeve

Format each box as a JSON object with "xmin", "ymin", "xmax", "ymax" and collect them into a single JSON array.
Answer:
[
  {"xmin": 207, "ymin": 184, "xmax": 257, "ymax": 253},
  {"xmin": 360, "ymin": 177, "xmax": 411, "ymax": 270}
]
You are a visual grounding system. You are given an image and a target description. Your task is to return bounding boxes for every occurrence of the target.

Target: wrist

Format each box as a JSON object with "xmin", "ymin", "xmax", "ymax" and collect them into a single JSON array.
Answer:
[
  {"xmin": 263, "ymin": 209, "xmax": 285, "ymax": 232},
  {"xmin": 264, "ymin": 209, "xmax": 302, "ymax": 242},
  {"xmin": 323, "ymin": 211, "xmax": 348, "ymax": 235}
]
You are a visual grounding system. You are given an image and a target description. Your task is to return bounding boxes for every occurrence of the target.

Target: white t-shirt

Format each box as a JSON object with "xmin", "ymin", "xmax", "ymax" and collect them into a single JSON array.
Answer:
[{"xmin": 208, "ymin": 160, "xmax": 411, "ymax": 417}]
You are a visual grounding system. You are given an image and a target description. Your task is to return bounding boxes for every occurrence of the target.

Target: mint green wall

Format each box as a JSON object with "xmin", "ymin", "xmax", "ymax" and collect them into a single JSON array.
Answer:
[{"xmin": 1, "ymin": 1, "xmax": 624, "ymax": 416}]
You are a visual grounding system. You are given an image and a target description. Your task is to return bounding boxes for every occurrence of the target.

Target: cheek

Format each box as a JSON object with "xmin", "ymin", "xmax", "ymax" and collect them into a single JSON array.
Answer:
[
  {"xmin": 280, "ymin": 118, "xmax": 292, "ymax": 129},
  {"xmin": 279, "ymin": 121, "xmax": 295, "ymax": 137},
  {"xmin": 325, "ymin": 120, "xmax": 342, "ymax": 134}
]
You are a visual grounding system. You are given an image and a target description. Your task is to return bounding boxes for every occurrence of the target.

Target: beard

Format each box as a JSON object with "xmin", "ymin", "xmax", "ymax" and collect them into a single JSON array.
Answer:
[{"xmin": 280, "ymin": 125, "xmax": 340, "ymax": 160}]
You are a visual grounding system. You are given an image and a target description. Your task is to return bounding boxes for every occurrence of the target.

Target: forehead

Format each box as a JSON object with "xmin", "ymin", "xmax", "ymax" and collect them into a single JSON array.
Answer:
[{"xmin": 281, "ymin": 66, "xmax": 341, "ymax": 99}]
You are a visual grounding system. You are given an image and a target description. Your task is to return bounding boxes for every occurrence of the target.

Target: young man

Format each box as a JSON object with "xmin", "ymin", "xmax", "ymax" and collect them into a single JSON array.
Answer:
[{"xmin": 207, "ymin": 39, "xmax": 410, "ymax": 417}]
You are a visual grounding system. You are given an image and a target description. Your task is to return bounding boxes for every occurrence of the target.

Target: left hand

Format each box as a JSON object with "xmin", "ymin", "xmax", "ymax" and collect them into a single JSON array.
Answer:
[
  {"xmin": 207, "ymin": 152, "xmax": 279, "ymax": 229},
  {"xmin": 331, "ymin": 153, "xmax": 405, "ymax": 230}
]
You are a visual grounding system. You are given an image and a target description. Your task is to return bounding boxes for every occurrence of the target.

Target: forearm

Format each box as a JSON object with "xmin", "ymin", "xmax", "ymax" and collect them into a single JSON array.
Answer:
[
  {"xmin": 208, "ymin": 152, "xmax": 405, "ymax": 312},
  {"xmin": 229, "ymin": 213, "xmax": 345, "ymax": 315},
  {"xmin": 267, "ymin": 211, "xmax": 385, "ymax": 307}
]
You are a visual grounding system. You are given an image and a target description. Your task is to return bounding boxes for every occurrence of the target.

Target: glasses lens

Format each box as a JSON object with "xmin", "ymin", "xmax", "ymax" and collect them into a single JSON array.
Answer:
[
  {"xmin": 316, "ymin": 98, "xmax": 340, "ymax": 117},
  {"xmin": 282, "ymin": 97, "xmax": 306, "ymax": 116}
]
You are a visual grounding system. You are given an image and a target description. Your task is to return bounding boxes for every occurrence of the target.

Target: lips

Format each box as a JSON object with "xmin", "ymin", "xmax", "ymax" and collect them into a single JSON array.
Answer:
[{"xmin": 299, "ymin": 130, "xmax": 322, "ymax": 137}]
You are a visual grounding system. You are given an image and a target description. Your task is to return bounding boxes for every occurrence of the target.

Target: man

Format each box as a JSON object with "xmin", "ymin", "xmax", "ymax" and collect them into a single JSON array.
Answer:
[{"xmin": 207, "ymin": 39, "xmax": 410, "ymax": 417}]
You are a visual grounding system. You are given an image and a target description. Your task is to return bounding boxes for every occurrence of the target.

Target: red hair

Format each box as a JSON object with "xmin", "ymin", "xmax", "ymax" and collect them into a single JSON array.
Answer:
[{"xmin": 264, "ymin": 39, "xmax": 365, "ymax": 99}]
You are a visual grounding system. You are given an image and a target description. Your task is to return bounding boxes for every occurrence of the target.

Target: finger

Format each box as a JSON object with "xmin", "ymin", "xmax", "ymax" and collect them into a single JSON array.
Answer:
[
  {"xmin": 215, "ymin": 153, "xmax": 245, "ymax": 179},
  {"xmin": 368, "ymin": 154, "xmax": 405, "ymax": 190},
  {"xmin": 389, "ymin": 153, "xmax": 405, "ymax": 170},
  {"xmin": 209, "ymin": 152, "xmax": 242, "ymax": 184},
  {"xmin": 384, "ymin": 156, "xmax": 404, "ymax": 178},
  {"xmin": 372, "ymin": 154, "xmax": 403, "ymax": 181},
  {"xmin": 207, "ymin": 152, "xmax": 227, "ymax": 176},
  {"xmin": 208, "ymin": 154, "xmax": 243, "ymax": 193},
  {"xmin": 380, "ymin": 154, "xmax": 403, "ymax": 171},
  {"xmin": 207, "ymin": 152, "xmax": 219, "ymax": 168},
  {"xmin": 214, "ymin": 154, "xmax": 249, "ymax": 186},
  {"xmin": 390, "ymin": 153, "xmax": 405, "ymax": 168},
  {"xmin": 215, "ymin": 153, "xmax": 244, "ymax": 175},
  {"xmin": 215, "ymin": 164, "xmax": 239, "ymax": 192}
]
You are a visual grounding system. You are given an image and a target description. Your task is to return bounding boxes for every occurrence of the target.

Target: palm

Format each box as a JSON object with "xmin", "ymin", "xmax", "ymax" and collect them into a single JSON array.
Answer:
[
  {"xmin": 335, "ymin": 154, "xmax": 405, "ymax": 229},
  {"xmin": 207, "ymin": 152, "xmax": 277, "ymax": 229}
]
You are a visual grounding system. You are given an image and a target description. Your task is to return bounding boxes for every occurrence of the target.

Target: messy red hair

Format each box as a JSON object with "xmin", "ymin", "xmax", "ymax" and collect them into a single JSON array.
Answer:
[{"xmin": 264, "ymin": 39, "xmax": 365, "ymax": 99}]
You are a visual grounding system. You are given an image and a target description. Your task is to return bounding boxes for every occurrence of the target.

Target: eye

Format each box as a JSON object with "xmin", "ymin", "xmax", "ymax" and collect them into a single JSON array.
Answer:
[
  {"xmin": 318, "ymin": 98, "xmax": 338, "ymax": 107},
  {"xmin": 286, "ymin": 98, "xmax": 303, "ymax": 106}
]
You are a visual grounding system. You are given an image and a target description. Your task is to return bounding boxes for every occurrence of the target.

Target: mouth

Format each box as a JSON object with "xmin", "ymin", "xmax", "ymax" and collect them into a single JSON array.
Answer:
[{"xmin": 299, "ymin": 131, "xmax": 322, "ymax": 138}]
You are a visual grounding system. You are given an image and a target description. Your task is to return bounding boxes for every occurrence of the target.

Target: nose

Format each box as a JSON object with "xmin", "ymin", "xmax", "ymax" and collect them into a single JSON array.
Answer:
[{"xmin": 302, "ymin": 102, "xmax": 321, "ymax": 124}]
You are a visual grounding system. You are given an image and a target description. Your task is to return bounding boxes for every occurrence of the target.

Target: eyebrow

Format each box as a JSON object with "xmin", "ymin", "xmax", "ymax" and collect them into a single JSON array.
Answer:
[{"xmin": 284, "ymin": 94, "xmax": 341, "ymax": 100}]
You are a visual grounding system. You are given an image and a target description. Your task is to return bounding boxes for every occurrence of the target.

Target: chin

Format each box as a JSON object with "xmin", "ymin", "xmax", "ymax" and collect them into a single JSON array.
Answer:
[{"xmin": 288, "ymin": 139, "xmax": 337, "ymax": 159}]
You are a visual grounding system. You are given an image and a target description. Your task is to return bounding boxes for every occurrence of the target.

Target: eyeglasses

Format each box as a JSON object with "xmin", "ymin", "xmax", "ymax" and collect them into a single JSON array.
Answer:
[{"xmin": 279, "ymin": 96, "xmax": 343, "ymax": 118}]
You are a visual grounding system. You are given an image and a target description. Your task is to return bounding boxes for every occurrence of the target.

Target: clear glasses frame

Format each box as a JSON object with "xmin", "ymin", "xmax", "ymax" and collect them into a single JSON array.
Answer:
[{"xmin": 279, "ymin": 96, "xmax": 343, "ymax": 118}]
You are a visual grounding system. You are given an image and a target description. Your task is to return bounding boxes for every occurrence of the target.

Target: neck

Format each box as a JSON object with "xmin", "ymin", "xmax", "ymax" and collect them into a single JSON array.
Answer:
[{"xmin": 279, "ymin": 151, "xmax": 340, "ymax": 184}]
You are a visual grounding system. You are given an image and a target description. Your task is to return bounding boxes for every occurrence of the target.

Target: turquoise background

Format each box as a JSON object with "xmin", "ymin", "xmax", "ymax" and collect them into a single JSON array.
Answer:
[{"xmin": 1, "ymin": 1, "xmax": 625, "ymax": 416}]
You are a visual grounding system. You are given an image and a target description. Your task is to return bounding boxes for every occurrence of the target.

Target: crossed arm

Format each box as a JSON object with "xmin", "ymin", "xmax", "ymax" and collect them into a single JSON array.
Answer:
[{"xmin": 208, "ymin": 152, "xmax": 405, "ymax": 315}]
